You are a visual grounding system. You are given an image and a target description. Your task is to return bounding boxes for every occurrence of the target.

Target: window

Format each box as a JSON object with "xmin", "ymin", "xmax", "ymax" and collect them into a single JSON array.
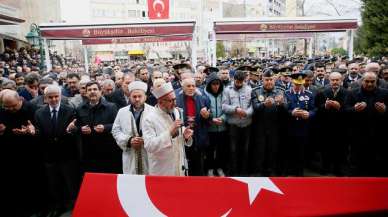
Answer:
[
  {"xmin": 142, "ymin": 11, "xmax": 146, "ymax": 17},
  {"xmin": 128, "ymin": 10, "xmax": 136, "ymax": 17},
  {"xmin": 136, "ymin": 0, "xmax": 139, "ymax": 4}
]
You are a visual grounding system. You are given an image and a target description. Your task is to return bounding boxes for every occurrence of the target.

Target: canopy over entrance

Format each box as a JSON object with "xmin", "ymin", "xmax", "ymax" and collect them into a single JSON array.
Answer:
[
  {"xmin": 210, "ymin": 17, "xmax": 358, "ymax": 65},
  {"xmin": 81, "ymin": 35, "xmax": 192, "ymax": 45},
  {"xmin": 214, "ymin": 17, "xmax": 357, "ymax": 34},
  {"xmin": 0, "ymin": 13, "xmax": 25, "ymax": 25},
  {"xmin": 39, "ymin": 21, "xmax": 197, "ymax": 71}
]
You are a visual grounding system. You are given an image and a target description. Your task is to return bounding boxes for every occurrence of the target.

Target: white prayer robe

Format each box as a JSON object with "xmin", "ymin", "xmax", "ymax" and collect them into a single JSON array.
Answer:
[
  {"xmin": 143, "ymin": 106, "xmax": 192, "ymax": 176},
  {"xmin": 111, "ymin": 104, "xmax": 155, "ymax": 174}
]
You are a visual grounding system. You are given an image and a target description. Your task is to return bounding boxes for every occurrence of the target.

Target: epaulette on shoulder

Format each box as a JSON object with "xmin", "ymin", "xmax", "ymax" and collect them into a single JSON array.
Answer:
[
  {"xmin": 274, "ymin": 86, "xmax": 284, "ymax": 91},
  {"xmin": 305, "ymin": 89, "xmax": 313, "ymax": 94}
]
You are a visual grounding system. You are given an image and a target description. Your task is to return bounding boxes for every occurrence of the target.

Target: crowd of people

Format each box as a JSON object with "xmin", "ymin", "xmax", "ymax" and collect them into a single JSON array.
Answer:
[{"xmin": 1, "ymin": 46, "xmax": 388, "ymax": 217}]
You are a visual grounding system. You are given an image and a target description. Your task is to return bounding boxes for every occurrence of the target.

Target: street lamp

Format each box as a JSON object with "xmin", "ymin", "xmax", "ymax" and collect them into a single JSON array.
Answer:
[{"xmin": 26, "ymin": 23, "xmax": 44, "ymax": 70}]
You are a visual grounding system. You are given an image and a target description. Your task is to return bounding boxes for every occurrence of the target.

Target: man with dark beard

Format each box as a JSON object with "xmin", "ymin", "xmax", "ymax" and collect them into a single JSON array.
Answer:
[
  {"xmin": 222, "ymin": 70, "xmax": 253, "ymax": 176},
  {"xmin": 76, "ymin": 81, "xmax": 121, "ymax": 173}
]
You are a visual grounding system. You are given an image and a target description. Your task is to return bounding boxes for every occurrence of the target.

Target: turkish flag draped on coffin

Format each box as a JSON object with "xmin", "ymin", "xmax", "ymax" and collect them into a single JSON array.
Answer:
[
  {"xmin": 148, "ymin": 0, "xmax": 169, "ymax": 19},
  {"xmin": 73, "ymin": 173, "xmax": 388, "ymax": 217}
]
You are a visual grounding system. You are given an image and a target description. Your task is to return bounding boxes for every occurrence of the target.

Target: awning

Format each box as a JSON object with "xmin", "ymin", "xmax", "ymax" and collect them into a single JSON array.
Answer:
[
  {"xmin": 0, "ymin": 33, "xmax": 28, "ymax": 44},
  {"xmin": 82, "ymin": 35, "xmax": 192, "ymax": 45},
  {"xmin": 214, "ymin": 17, "xmax": 358, "ymax": 35},
  {"xmin": 39, "ymin": 21, "xmax": 196, "ymax": 40},
  {"xmin": 128, "ymin": 50, "xmax": 144, "ymax": 55},
  {"xmin": 0, "ymin": 13, "xmax": 25, "ymax": 25}
]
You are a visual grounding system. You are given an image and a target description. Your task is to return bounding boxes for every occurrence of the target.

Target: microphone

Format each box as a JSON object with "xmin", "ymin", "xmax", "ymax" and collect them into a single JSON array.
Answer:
[{"xmin": 176, "ymin": 107, "xmax": 184, "ymax": 124}]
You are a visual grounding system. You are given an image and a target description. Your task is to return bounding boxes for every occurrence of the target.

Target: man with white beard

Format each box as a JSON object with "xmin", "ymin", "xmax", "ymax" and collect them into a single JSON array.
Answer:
[
  {"xmin": 112, "ymin": 81, "xmax": 154, "ymax": 174},
  {"xmin": 143, "ymin": 82, "xmax": 194, "ymax": 176}
]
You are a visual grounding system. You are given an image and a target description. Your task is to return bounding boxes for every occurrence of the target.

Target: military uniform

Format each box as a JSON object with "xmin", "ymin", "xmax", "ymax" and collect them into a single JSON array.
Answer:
[{"xmin": 251, "ymin": 85, "xmax": 287, "ymax": 175}]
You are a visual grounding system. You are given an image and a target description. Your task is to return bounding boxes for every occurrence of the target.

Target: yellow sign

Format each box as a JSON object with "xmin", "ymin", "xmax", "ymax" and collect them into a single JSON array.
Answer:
[{"xmin": 128, "ymin": 50, "xmax": 144, "ymax": 55}]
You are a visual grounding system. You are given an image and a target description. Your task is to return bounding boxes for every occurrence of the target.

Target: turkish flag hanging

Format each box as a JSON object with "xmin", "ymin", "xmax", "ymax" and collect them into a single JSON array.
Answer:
[{"xmin": 147, "ymin": 0, "xmax": 169, "ymax": 19}]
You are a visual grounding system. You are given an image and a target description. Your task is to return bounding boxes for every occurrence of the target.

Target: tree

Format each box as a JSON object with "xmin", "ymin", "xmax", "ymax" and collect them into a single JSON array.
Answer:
[
  {"xmin": 216, "ymin": 41, "xmax": 226, "ymax": 58},
  {"xmin": 356, "ymin": 0, "xmax": 388, "ymax": 57},
  {"xmin": 331, "ymin": 47, "xmax": 347, "ymax": 56}
]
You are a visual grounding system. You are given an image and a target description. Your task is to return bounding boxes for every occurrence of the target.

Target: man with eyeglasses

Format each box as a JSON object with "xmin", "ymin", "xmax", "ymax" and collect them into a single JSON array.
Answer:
[{"xmin": 143, "ymin": 82, "xmax": 194, "ymax": 176}]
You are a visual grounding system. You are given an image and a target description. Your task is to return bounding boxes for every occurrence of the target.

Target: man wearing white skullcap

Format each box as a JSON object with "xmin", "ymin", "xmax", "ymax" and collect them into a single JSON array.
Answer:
[
  {"xmin": 112, "ymin": 81, "xmax": 155, "ymax": 174},
  {"xmin": 142, "ymin": 82, "xmax": 194, "ymax": 176}
]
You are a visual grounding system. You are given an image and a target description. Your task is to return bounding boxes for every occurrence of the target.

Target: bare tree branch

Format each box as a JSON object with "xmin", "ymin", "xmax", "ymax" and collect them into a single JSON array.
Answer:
[
  {"xmin": 316, "ymin": 11, "xmax": 335, "ymax": 17},
  {"xmin": 325, "ymin": 0, "xmax": 342, "ymax": 16},
  {"xmin": 301, "ymin": 0, "xmax": 306, "ymax": 16}
]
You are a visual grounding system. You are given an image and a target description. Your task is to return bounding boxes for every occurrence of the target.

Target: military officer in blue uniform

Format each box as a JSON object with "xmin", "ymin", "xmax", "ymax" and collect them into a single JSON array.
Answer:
[
  {"xmin": 251, "ymin": 68, "xmax": 287, "ymax": 176},
  {"xmin": 248, "ymin": 66, "xmax": 262, "ymax": 89},
  {"xmin": 275, "ymin": 66, "xmax": 292, "ymax": 92},
  {"xmin": 284, "ymin": 71, "xmax": 316, "ymax": 176}
]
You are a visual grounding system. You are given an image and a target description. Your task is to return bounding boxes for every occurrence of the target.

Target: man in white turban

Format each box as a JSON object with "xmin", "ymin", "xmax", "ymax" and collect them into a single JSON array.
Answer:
[
  {"xmin": 143, "ymin": 82, "xmax": 194, "ymax": 176},
  {"xmin": 112, "ymin": 81, "xmax": 154, "ymax": 174}
]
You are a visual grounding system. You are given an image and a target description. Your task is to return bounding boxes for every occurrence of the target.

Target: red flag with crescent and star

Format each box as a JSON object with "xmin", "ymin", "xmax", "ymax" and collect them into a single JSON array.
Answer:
[
  {"xmin": 148, "ymin": 0, "xmax": 169, "ymax": 19},
  {"xmin": 73, "ymin": 173, "xmax": 388, "ymax": 217}
]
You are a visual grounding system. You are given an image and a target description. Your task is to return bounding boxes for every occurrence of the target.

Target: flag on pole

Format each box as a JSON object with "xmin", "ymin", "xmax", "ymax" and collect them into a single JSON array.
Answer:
[{"xmin": 148, "ymin": 0, "xmax": 169, "ymax": 19}]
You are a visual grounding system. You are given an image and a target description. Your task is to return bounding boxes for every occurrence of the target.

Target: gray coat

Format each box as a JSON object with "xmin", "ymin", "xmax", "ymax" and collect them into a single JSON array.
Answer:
[{"xmin": 222, "ymin": 83, "xmax": 253, "ymax": 127}]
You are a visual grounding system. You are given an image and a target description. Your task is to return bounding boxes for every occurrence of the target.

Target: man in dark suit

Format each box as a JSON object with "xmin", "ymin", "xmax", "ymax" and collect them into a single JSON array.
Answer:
[
  {"xmin": 33, "ymin": 85, "xmax": 80, "ymax": 217},
  {"xmin": 76, "ymin": 81, "xmax": 121, "ymax": 173},
  {"xmin": 343, "ymin": 63, "xmax": 362, "ymax": 89},
  {"xmin": 313, "ymin": 63, "xmax": 330, "ymax": 88},
  {"xmin": 315, "ymin": 72, "xmax": 349, "ymax": 175},
  {"xmin": 106, "ymin": 73, "xmax": 134, "ymax": 109},
  {"xmin": 345, "ymin": 72, "xmax": 388, "ymax": 176},
  {"xmin": 0, "ymin": 90, "xmax": 45, "ymax": 217},
  {"xmin": 176, "ymin": 77, "xmax": 211, "ymax": 176}
]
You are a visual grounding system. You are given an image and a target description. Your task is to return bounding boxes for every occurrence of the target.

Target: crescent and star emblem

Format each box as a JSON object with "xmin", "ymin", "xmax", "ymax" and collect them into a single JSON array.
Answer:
[{"xmin": 152, "ymin": 0, "xmax": 165, "ymax": 18}]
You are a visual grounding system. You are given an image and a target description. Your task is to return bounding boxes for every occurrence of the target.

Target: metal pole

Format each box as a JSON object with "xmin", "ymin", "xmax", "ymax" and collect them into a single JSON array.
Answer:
[
  {"xmin": 308, "ymin": 37, "xmax": 313, "ymax": 58},
  {"xmin": 191, "ymin": 26, "xmax": 197, "ymax": 71},
  {"xmin": 347, "ymin": 30, "xmax": 354, "ymax": 60},
  {"xmin": 83, "ymin": 46, "xmax": 89, "ymax": 74},
  {"xmin": 43, "ymin": 38, "xmax": 52, "ymax": 72},
  {"xmin": 211, "ymin": 30, "xmax": 217, "ymax": 67},
  {"xmin": 38, "ymin": 38, "xmax": 44, "ymax": 70}
]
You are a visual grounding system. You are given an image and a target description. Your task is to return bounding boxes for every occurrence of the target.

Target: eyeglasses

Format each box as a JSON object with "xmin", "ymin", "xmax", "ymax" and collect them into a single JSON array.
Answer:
[{"xmin": 162, "ymin": 98, "xmax": 176, "ymax": 103}]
